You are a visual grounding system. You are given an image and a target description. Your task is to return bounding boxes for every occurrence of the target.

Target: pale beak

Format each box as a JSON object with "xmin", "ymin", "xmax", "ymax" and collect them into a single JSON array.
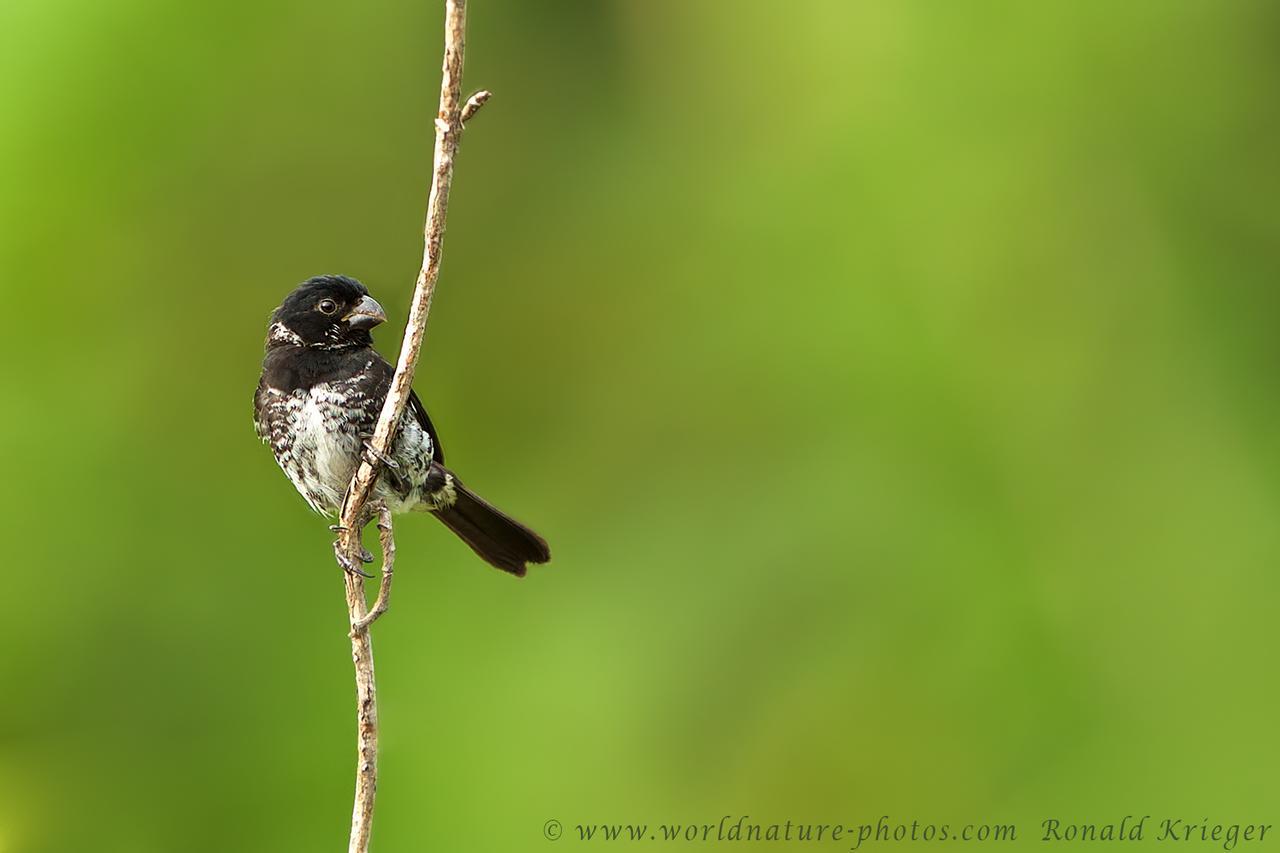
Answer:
[{"xmin": 343, "ymin": 295, "xmax": 386, "ymax": 329}]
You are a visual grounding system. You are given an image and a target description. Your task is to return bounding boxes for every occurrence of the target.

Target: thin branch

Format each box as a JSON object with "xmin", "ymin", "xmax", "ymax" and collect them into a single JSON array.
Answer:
[
  {"xmin": 342, "ymin": 554, "xmax": 380, "ymax": 853},
  {"xmin": 352, "ymin": 506, "xmax": 395, "ymax": 634},
  {"xmin": 335, "ymin": 1, "xmax": 482, "ymax": 851},
  {"xmin": 336, "ymin": 0, "xmax": 472, "ymax": 543}
]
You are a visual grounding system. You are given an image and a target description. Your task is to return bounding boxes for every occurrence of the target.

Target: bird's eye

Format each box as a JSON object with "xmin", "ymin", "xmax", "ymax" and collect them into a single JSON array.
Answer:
[{"xmin": 318, "ymin": 299, "xmax": 338, "ymax": 315}]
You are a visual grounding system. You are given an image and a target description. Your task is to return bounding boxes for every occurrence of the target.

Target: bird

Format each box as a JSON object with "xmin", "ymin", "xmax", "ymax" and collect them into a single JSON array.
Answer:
[{"xmin": 254, "ymin": 274, "xmax": 550, "ymax": 577}]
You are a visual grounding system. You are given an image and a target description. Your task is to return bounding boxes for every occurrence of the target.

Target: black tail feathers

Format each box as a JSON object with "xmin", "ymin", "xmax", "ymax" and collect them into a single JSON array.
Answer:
[{"xmin": 429, "ymin": 466, "xmax": 550, "ymax": 577}]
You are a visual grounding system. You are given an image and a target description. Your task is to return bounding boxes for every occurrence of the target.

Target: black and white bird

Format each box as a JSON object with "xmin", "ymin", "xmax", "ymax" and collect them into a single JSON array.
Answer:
[{"xmin": 254, "ymin": 274, "xmax": 550, "ymax": 576}]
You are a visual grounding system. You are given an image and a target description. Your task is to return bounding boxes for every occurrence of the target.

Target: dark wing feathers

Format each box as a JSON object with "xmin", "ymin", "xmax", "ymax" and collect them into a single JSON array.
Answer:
[
  {"xmin": 367, "ymin": 351, "xmax": 444, "ymax": 465},
  {"xmin": 408, "ymin": 389, "xmax": 443, "ymax": 465}
]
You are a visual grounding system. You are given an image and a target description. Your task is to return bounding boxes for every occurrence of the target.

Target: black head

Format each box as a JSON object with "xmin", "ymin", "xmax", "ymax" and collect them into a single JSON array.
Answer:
[{"xmin": 267, "ymin": 275, "xmax": 386, "ymax": 350}]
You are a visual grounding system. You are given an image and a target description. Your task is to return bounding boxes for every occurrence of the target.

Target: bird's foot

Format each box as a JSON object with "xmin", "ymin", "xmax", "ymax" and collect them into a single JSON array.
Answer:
[
  {"xmin": 328, "ymin": 525, "xmax": 375, "ymax": 562},
  {"xmin": 333, "ymin": 538, "xmax": 375, "ymax": 578}
]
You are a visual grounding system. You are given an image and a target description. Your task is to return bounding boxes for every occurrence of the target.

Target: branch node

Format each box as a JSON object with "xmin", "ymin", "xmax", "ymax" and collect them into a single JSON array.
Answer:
[
  {"xmin": 351, "ymin": 506, "xmax": 395, "ymax": 635},
  {"xmin": 460, "ymin": 89, "xmax": 492, "ymax": 126}
]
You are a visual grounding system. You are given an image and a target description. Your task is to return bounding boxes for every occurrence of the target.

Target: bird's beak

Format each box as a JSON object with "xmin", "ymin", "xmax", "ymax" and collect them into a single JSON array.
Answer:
[{"xmin": 343, "ymin": 295, "xmax": 386, "ymax": 329}]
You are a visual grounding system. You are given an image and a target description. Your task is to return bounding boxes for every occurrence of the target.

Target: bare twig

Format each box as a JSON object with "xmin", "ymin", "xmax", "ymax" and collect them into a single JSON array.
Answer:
[
  {"xmin": 351, "ymin": 506, "xmax": 395, "ymax": 634},
  {"xmin": 342, "ymin": 545, "xmax": 380, "ymax": 853},
  {"xmin": 334, "ymin": 1, "xmax": 483, "ymax": 851}
]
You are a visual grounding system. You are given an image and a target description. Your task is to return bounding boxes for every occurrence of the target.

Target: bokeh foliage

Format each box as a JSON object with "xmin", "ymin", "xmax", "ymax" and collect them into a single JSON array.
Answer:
[{"xmin": 1, "ymin": 1, "xmax": 1278, "ymax": 851}]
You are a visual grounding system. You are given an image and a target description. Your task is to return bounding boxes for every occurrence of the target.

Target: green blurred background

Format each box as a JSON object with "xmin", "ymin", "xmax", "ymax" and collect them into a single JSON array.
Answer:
[{"xmin": 2, "ymin": 1, "xmax": 1278, "ymax": 850}]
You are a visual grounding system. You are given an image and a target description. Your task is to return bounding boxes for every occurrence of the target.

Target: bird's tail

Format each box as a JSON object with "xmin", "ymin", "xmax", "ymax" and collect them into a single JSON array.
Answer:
[{"xmin": 426, "ymin": 465, "xmax": 550, "ymax": 577}]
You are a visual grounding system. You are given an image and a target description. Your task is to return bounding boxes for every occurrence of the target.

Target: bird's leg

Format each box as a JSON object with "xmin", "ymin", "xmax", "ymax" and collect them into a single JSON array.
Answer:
[
  {"xmin": 361, "ymin": 438, "xmax": 400, "ymax": 470},
  {"xmin": 361, "ymin": 436, "xmax": 410, "ymax": 495}
]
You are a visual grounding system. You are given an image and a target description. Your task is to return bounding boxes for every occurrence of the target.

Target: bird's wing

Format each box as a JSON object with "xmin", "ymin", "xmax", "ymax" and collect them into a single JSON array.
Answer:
[
  {"xmin": 408, "ymin": 387, "xmax": 445, "ymax": 465},
  {"xmin": 252, "ymin": 376, "xmax": 271, "ymax": 442},
  {"xmin": 371, "ymin": 352, "xmax": 445, "ymax": 465}
]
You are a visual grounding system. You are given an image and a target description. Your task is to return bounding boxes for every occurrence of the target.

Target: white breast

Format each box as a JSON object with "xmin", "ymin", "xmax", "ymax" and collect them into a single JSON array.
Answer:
[
  {"xmin": 302, "ymin": 384, "xmax": 362, "ymax": 499},
  {"xmin": 262, "ymin": 377, "xmax": 436, "ymax": 516},
  {"xmin": 263, "ymin": 382, "xmax": 363, "ymax": 514}
]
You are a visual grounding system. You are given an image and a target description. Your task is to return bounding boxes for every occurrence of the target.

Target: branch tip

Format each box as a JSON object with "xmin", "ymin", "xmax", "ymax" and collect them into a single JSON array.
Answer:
[{"xmin": 461, "ymin": 89, "xmax": 492, "ymax": 125}]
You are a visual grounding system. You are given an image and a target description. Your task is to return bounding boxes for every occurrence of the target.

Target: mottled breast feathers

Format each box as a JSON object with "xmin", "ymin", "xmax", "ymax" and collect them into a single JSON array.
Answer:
[{"xmin": 254, "ymin": 346, "xmax": 444, "ymax": 515}]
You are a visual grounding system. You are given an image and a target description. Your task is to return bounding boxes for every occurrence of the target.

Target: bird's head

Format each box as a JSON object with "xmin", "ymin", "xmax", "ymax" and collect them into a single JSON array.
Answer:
[{"xmin": 267, "ymin": 275, "xmax": 386, "ymax": 350}]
